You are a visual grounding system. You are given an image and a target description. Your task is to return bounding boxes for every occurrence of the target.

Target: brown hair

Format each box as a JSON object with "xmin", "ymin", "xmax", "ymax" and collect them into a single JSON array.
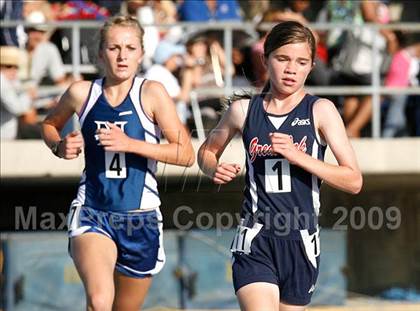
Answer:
[
  {"xmin": 225, "ymin": 21, "xmax": 316, "ymax": 107},
  {"xmin": 263, "ymin": 20, "xmax": 316, "ymax": 63},
  {"xmin": 98, "ymin": 15, "xmax": 144, "ymax": 52}
]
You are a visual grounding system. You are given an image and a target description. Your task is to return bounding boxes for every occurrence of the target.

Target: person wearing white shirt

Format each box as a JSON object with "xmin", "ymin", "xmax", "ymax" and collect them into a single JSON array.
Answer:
[
  {"xmin": 0, "ymin": 46, "xmax": 37, "ymax": 139},
  {"xmin": 145, "ymin": 40, "xmax": 191, "ymax": 124}
]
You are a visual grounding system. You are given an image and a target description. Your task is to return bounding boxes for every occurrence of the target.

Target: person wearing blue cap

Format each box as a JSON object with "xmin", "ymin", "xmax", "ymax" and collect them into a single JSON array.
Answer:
[{"xmin": 145, "ymin": 40, "xmax": 192, "ymax": 125}]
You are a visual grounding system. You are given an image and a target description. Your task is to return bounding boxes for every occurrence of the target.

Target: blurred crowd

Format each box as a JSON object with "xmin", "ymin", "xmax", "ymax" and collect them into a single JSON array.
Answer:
[{"xmin": 1, "ymin": 0, "xmax": 419, "ymax": 140}]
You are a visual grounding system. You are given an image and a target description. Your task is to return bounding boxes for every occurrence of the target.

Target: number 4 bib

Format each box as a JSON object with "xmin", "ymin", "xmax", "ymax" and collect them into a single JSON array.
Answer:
[{"xmin": 105, "ymin": 151, "xmax": 127, "ymax": 178}]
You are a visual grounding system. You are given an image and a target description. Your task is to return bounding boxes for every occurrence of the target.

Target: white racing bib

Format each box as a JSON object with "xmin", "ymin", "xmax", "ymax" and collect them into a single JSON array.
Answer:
[
  {"xmin": 300, "ymin": 226, "xmax": 320, "ymax": 268},
  {"xmin": 230, "ymin": 220, "xmax": 263, "ymax": 255}
]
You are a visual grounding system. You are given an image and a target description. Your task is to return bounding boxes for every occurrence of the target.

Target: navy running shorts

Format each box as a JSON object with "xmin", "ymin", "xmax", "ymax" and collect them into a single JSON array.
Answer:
[
  {"xmin": 67, "ymin": 203, "xmax": 165, "ymax": 278},
  {"xmin": 231, "ymin": 220, "xmax": 320, "ymax": 306}
]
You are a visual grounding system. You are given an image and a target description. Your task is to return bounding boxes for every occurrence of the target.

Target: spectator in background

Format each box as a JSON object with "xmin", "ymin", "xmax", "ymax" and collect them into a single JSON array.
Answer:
[
  {"xmin": 177, "ymin": 0, "xmax": 250, "ymax": 93},
  {"xmin": 49, "ymin": 0, "xmax": 110, "ymax": 68},
  {"xmin": 251, "ymin": 10, "xmax": 282, "ymax": 88},
  {"xmin": 123, "ymin": 0, "xmax": 159, "ymax": 69},
  {"xmin": 51, "ymin": 0, "xmax": 109, "ymax": 20},
  {"xmin": 22, "ymin": 10, "xmax": 70, "ymax": 86},
  {"xmin": 269, "ymin": 0, "xmax": 309, "ymax": 25},
  {"xmin": 153, "ymin": 0, "xmax": 182, "ymax": 43},
  {"xmin": 251, "ymin": 1, "xmax": 331, "ymax": 88},
  {"xmin": 0, "ymin": 0, "xmax": 23, "ymax": 47},
  {"xmin": 19, "ymin": 6, "xmax": 71, "ymax": 138},
  {"xmin": 382, "ymin": 40, "xmax": 420, "ymax": 137},
  {"xmin": 123, "ymin": 0, "xmax": 182, "ymax": 70},
  {"xmin": 146, "ymin": 41, "xmax": 186, "ymax": 99},
  {"xmin": 96, "ymin": 0, "xmax": 124, "ymax": 16},
  {"xmin": 243, "ymin": 0, "xmax": 270, "ymax": 23},
  {"xmin": 361, "ymin": 0, "xmax": 398, "ymax": 53},
  {"xmin": 326, "ymin": 0, "xmax": 397, "ymax": 137},
  {"xmin": 317, "ymin": 0, "xmax": 360, "ymax": 59},
  {"xmin": 22, "ymin": 0, "xmax": 54, "ymax": 21},
  {"xmin": 145, "ymin": 40, "xmax": 191, "ymax": 124},
  {"xmin": 398, "ymin": 0, "xmax": 420, "ymax": 136},
  {"xmin": 180, "ymin": 35, "xmax": 232, "ymax": 131},
  {"xmin": 0, "ymin": 46, "xmax": 37, "ymax": 140},
  {"xmin": 178, "ymin": 0, "xmax": 242, "ymax": 22},
  {"xmin": 183, "ymin": 35, "xmax": 225, "ymax": 89}
]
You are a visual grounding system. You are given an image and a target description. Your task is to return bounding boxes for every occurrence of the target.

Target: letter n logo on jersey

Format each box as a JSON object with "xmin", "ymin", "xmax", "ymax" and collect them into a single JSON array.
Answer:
[{"xmin": 94, "ymin": 121, "xmax": 128, "ymax": 144}]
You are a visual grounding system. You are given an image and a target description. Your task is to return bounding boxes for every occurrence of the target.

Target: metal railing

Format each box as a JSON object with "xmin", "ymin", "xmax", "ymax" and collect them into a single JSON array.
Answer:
[{"xmin": 2, "ymin": 20, "xmax": 419, "ymax": 138}]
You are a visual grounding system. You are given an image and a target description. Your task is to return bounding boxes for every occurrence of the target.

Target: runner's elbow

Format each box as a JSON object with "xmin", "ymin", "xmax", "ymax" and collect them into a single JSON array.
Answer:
[{"xmin": 349, "ymin": 171, "xmax": 363, "ymax": 194}]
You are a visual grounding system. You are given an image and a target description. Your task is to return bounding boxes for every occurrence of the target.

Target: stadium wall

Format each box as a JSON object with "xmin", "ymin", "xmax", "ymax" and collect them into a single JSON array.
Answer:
[{"xmin": 1, "ymin": 138, "xmax": 419, "ymax": 296}]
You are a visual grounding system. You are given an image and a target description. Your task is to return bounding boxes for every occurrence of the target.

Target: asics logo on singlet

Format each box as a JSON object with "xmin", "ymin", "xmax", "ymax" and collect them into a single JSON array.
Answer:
[
  {"xmin": 308, "ymin": 284, "xmax": 316, "ymax": 293},
  {"xmin": 291, "ymin": 117, "xmax": 310, "ymax": 126}
]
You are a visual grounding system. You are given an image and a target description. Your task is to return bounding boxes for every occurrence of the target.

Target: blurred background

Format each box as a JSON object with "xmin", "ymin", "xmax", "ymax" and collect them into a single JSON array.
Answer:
[{"xmin": 1, "ymin": 0, "xmax": 419, "ymax": 310}]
